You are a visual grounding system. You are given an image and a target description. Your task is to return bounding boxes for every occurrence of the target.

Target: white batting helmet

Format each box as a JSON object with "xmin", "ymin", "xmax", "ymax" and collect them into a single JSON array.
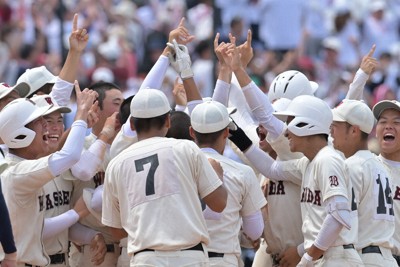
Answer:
[
  {"xmin": 268, "ymin": 70, "xmax": 318, "ymax": 103},
  {"xmin": 0, "ymin": 98, "xmax": 50, "ymax": 148},
  {"xmin": 273, "ymin": 95, "xmax": 332, "ymax": 136}
]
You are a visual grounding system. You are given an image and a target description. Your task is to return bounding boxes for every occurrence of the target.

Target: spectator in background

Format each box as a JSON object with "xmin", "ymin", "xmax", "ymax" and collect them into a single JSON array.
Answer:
[
  {"xmin": 192, "ymin": 39, "xmax": 214, "ymax": 98},
  {"xmin": 332, "ymin": 4, "xmax": 361, "ymax": 70},
  {"xmin": 361, "ymin": 0, "xmax": 400, "ymax": 58}
]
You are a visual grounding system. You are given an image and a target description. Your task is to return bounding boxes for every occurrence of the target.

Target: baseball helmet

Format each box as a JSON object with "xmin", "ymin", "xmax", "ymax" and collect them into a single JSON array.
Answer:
[
  {"xmin": 0, "ymin": 98, "xmax": 50, "ymax": 148},
  {"xmin": 273, "ymin": 95, "xmax": 332, "ymax": 136},
  {"xmin": 268, "ymin": 70, "xmax": 318, "ymax": 103}
]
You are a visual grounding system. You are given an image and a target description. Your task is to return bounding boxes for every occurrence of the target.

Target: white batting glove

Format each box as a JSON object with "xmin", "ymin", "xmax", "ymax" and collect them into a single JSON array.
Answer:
[
  {"xmin": 297, "ymin": 252, "xmax": 314, "ymax": 267},
  {"xmin": 167, "ymin": 39, "xmax": 194, "ymax": 80}
]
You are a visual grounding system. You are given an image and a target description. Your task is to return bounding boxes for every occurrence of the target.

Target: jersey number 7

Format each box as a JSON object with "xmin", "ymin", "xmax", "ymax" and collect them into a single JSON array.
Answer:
[{"xmin": 135, "ymin": 154, "xmax": 159, "ymax": 196}]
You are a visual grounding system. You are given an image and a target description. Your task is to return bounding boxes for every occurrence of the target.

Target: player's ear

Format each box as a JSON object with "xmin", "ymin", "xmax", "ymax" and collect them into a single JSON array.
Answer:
[
  {"xmin": 222, "ymin": 127, "xmax": 229, "ymax": 139},
  {"xmin": 165, "ymin": 113, "xmax": 171, "ymax": 129},
  {"xmin": 189, "ymin": 126, "xmax": 196, "ymax": 140},
  {"xmin": 130, "ymin": 116, "xmax": 135, "ymax": 131}
]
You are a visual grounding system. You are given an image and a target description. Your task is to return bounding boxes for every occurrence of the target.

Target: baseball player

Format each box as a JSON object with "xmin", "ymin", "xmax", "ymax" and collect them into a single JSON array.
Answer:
[
  {"xmin": 331, "ymin": 99, "xmax": 397, "ymax": 266},
  {"xmin": 0, "ymin": 84, "xmax": 97, "ymax": 266},
  {"xmin": 219, "ymin": 36, "xmax": 378, "ymax": 266},
  {"xmin": 228, "ymin": 95, "xmax": 363, "ymax": 267},
  {"xmin": 372, "ymin": 100, "xmax": 400, "ymax": 265},
  {"xmin": 68, "ymin": 81, "xmax": 124, "ymax": 267},
  {"xmin": 102, "ymin": 89, "xmax": 228, "ymax": 267},
  {"xmin": 0, "ymin": 82, "xmax": 30, "ymax": 161},
  {"xmin": 190, "ymin": 100, "xmax": 266, "ymax": 266}
]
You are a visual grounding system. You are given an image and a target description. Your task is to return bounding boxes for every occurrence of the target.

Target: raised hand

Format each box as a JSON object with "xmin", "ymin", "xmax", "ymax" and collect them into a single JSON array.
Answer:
[
  {"xmin": 238, "ymin": 29, "xmax": 254, "ymax": 68},
  {"xmin": 69, "ymin": 13, "xmax": 89, "ymax": 53},
  {"xmin": 74, "ymin": 80, "xmax": 99, "ymax": 122},
  {"xmin": 168, "ymin": 18, "xmax": 195, "ymax": 45},
  {"xmin": 100, "ymin": 112, "xmax": 120, "ymax": 144},
  {"xmin": 167, "ymin": 39, "xmax": 194, "ymax": 79},
  {"xmin": 172, "ymin": 77, "xmax": 187, "ymax": 106},
  {"xmin": 360, "ymin": 44, "xmax": 378, "ymax": 75},
  {"xmin": 221, "ymin": 34, "xmax": 242, "ymax": 72}
]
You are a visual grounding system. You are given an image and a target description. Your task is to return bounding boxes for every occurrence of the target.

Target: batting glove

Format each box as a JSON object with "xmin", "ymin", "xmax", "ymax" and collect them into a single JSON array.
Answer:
[
  {"xmin": 297, "ymin": 252, "xmax": 314, "ymax": 267},
  {"xmin": 167, "ymin": 39, "xmax": 194, "ymax": 80}
]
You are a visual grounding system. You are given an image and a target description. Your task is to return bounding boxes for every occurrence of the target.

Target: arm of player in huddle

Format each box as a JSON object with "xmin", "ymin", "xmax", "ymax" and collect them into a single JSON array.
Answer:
[
  {"xmin": 222, "ymin": 35, "xmax": 285, "ymax": 141},
  {"xmin": 345, "ymin": 44, "xmax": 377, "ymax": 101},
  {"xmin": 51, "ymin": 14, "xmax": 89, "ymax": 107},
  {"xmin": 244, "ymin": 144, "xmax": 303, "ymax": 185},
  {"xmin": 193, "ymin": 144, "xmax": 227, "ymax": 212},
  {"xmin": 47, "ymin": 84, "xmax": 97, "ymax": 178},
  {"xmin": 71, "ymin": 112, "xmax": 119, "ymax": 180}
]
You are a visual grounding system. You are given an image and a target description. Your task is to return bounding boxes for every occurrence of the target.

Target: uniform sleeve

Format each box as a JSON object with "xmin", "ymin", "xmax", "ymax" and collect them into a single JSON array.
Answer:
[
  {"xmin": 242, "ymin": 81, "xmax": 285, "ymax": 140},
  {"xmin": 212, "ymin": 79, "xmax": 230, "ymax": 106},
  {"xmin": 240, "ymin": 166, "xmax": 267, "ymax": 217},
  {"xmin": 0, "ymin": 182, "xmax": 16, "ymax": 254},
  {"xmin": 345, "ymin": 69, "xmax": 369, "ymax": 101},
  {"xmin": 319, "ymin": 156, "xmax": 349, "ymax": 202},
  {"xmin": 139, "ymin": 55, "xmax": 170, "ymax": 90},
  {"xmin": 102, "ymin": 162, "xmax": 122, "ymax": 229},
  {"xmin": 244, "ymin": 144, "xmax": 303, "ymax": 185},
  {"xmin": 190, "ymin": 144, "xmax": 223, "ymax": 199},
  {"xmin": 109, "ymin": 127, "xmax": 138, "ymax": 159},
  {"xmin": 49, "ymin": 77, "xmax": 74, "ymax": 107}
]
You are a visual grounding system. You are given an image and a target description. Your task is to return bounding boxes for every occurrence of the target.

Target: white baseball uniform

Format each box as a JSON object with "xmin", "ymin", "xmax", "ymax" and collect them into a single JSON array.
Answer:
[
  {"xmin": 378, "ymin": 155, "xmax": 400, "ymax": 262},
  {"xmin": 253, "ymin": 131, "xmax": 303, "ymax": 267},
  {"xmin": 202, "ymin": 148, "xmax": 267, "ymax": 266},
  {"xmin": 68, "ymin": 133, "xmax": 119, "ymax": 267},
  {"xmin": 347, "ymin": 150, "xmax": 397, "ymax": 266},
  {"xmin": 102, "ymin": 137, "xmax": 223, "ymax": 266},
  {"xmin": 252, "ymin": 145, "xmax": 363, "ymax": 266},
  {"xmin": 298, "ymin": 146, "xmax": 361, "ymax": 266},
  {"xmin": 43, "ymin": 173, "xmax": 73, "ymax": 267},
  {"xmin": 1, "ymin": 154, "xmax": 53, "ymax": 266}
]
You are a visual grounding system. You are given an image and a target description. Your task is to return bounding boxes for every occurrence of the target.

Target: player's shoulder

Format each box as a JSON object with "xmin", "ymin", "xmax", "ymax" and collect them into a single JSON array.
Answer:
[{"xmin": 316, "ymin": 145, "xmax": 345, "ymax": 163}]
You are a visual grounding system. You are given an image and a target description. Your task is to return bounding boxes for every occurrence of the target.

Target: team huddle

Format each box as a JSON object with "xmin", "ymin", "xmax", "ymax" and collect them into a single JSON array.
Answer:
[{"xmin": 0, "ymin": 14, "xmax": 399, "ymax": 267}]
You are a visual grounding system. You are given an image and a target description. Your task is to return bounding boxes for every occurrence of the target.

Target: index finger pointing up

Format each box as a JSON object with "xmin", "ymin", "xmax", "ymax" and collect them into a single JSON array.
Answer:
[
  {"xmin": 73, "ymin": 13, "xmax": 78, "ymax": 32},
  {"xmin": 367, "ymin": 44, "xmax": 376, "ymax": 57}
]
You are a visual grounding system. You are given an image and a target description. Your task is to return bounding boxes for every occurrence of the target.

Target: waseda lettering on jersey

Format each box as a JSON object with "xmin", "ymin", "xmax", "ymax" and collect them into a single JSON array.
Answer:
[
  {"xmin": 393, "ymin": 186, "xmax": 400, "ymax": 201},
  {"xmin": 38, "ymin": 190, "xmax": 71, "ymax": 211},
  {"xmin": 301, "ymin": 187, "xmax": 322, "ymax": 206},
  {"xmin": 269, "ymin": 181, "xmax": 286, "ymax": 195}
]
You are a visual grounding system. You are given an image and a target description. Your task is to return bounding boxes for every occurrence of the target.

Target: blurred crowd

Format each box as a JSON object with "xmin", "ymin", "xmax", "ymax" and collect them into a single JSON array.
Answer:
[{"xmin": 0, "ymin": 0, "xmax": 399, "ymax": 109}]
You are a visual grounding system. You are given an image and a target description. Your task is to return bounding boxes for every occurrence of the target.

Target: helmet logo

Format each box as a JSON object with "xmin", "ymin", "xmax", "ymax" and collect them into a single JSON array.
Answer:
[{"xmin": 44, "ymin": 97, "xmax": 53, "ymax": 105}]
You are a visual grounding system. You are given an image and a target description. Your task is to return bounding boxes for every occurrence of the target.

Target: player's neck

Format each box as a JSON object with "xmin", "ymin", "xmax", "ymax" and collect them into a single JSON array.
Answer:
[
  {"xmin": 137, "ymin": 129, "xmax": 167, "ymax": 141},
  {"xmin": 302, "ymin": 137, "xmax": 328, "ymax": 161}
]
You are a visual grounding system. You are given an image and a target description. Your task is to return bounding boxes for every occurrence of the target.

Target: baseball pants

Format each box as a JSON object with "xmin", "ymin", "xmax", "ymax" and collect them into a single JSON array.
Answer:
[
  {"xmin": 315, "ymin": 244, "xmax": 364, "ymax": 267},
  {"xmin": 358, "ymin": 246, "xmax": 397, "ymax": 267}
]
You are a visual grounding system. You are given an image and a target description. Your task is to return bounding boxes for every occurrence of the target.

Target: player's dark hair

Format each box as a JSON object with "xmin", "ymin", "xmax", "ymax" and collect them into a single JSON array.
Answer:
[
  {"xmin": 360, "ymin": 131, "xmax": 369, "ymax": 141},
  {"xmin": 193, "ymin": 128, "xmax": 226, "ymax": 146},
  {"xmin": 89, "ymin": 81, "xmax": 121, "ymax": 110},
  {"xmin": 166, "ymin": 111, "xmax": 192, "ymax": 140},
  {"xmin": 132, "ymin": 112, "xmax": 170, "ymax": 134},
  {"xmin": 119, "ymin": 95, "xmax": 134, "ymax": 124},
  {"xmin": 27, "ymin": 83, "xmax": 54, "ymax": 98}
]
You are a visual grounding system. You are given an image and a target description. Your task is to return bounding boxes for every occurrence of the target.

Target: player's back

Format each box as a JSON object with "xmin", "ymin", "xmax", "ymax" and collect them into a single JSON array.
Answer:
[
  {"xmin": 106, "ymin": 136, "xmax": 221, "ymax": 253},
  {"xmin": 202, "ymin": 149, "xmax": 266, "ymax": 256},
  {"xmin": 347, "ymin": 150, "xmax": 394, "ymax": 250}
]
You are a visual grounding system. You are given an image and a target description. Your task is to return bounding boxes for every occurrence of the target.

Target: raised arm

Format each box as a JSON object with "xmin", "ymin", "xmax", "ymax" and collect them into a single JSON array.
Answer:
[
  {"xmin": 345, "ymin": 44, "xmax": 378, "ymax": 100},
  {"xmin": 223, "ymin": 34, "xmax": 285, "ymax": 140},
  {"xmin": 51, "ymin": 14, "xmax": 89, "ymax": 107}
]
